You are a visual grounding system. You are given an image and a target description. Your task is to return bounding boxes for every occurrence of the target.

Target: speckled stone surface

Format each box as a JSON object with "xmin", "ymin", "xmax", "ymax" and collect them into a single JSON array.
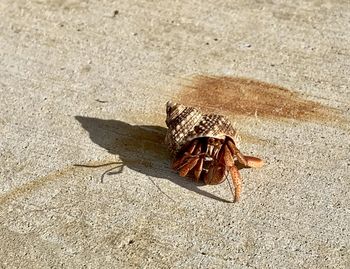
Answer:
[{"xmin": 0, "ymin": 1, "xmax": 349, "ymax": 268}]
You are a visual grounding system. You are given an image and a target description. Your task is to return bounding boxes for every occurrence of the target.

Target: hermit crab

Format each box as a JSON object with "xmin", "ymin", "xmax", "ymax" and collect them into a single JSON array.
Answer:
[{"xmin": 165, "ymin": 101, "xmax": 264, "ymax": 202}]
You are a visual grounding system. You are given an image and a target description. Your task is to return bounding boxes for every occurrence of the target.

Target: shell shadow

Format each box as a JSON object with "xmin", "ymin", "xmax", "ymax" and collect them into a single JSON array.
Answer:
[{"xmin": 75, "ymin": 116, "xmax": 231, "ymax": 203}]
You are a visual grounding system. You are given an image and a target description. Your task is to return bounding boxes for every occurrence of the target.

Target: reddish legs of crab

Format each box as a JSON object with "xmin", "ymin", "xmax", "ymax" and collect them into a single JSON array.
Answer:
[
  {"xmin": 229, "ymin": 165, "xmax": 242, "ymax": 203},
  {"xmin": 225, "ymin": 139, "xmax": 264, "ymax": 202},
  {"xmin": 222, "ymin": 144, "xmax": 242, "ymax": 202},
  {"xmin": 173, "ymin": 140, "xmax": 206, "ymax": 181},
  {"xmin": 204, "ymin": 140, "xmax": 225, "ymax": 185},
  {"xmin": 193, "ymin": 157, "xmax": 203, "ymax": 181},
  {"xmin": 227, "ymin": 139, "xmax": 264, "ymax": 168},
  {"xmin": 172, "ymin": 137, "xmax": 264, "ymax": 202},
  {"xmin": 202, "ymin": 142, "xmax": 243, "ymax": 202},
  {"xmin": 244, "ymin": 156, "xmax": 264, "ymax": 168},
  {"xmin": 172, "ymin": 140, "xmax": 199, "ymax": 170}
]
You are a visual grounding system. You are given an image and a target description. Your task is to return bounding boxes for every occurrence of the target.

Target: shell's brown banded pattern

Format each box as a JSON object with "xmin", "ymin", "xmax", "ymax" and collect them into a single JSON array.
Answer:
[{"xmin": 165, "ymin": 101, "xmax": 238, "ymax": 155}]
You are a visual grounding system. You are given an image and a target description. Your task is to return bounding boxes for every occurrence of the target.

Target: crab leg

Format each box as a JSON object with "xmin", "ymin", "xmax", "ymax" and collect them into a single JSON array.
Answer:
[
  {"xmin": 212, "ymin": 141, "xmax": 223, "ymax": 159},
  {"xmin": 206, "ymin": 138, "xmax": 213, "ymax": 156},
  {"xmin": 204, "ymin": 144, "xmax": 226, "ymax": 185},
  {"xmin": 172, "ymin": 140, "xmax": 198, "ymax": 170},
  {"xmin": 243, "ymin": 156, "xmax": 264, "ymax": 168},
  {"xmin": 227, "ymin": 139, "xmax": 248, "ymax": 166},
  {"xmin": 177, "ymin": 141, "xmax": 202, "ymax": 177},
  {"xmin": 193, "ymin": 157, "xmax": 204, "ymax": 182},
  {"xmin": 227, "ymin": 139, "xmax": 264, "ymax": 168},
  {"xmin": 223, "ymin": 144, "xmax": 235, "ymax": 166},
  {"xmin": 229, "ymin": 165, "xmax": 242, "ymax": 202},
  {"xmin": 178, "ymin": 157, "xmax": 200, "ymax": 177},
  {"xmin": 222, "ymin": 144, "xmax": 242, "ymax": 202}
]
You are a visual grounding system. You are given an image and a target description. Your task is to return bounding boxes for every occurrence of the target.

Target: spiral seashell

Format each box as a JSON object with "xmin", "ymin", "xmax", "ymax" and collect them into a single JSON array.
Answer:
[{"xmin": 165, "ymin": 101, "xmax": 238, "ymax": 155}]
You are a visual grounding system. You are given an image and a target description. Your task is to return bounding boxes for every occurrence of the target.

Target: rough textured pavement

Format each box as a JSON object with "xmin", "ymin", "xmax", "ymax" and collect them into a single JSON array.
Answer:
[{"xmin": 0, "ymin": 1, "xmax": 349, "ymax": 268}]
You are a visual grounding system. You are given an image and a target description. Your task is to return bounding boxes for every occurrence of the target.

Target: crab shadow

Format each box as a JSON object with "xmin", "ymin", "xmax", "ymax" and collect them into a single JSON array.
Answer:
[{"xmin": 75, "ymin": 116, "xmax": 232, "ymax": 203}]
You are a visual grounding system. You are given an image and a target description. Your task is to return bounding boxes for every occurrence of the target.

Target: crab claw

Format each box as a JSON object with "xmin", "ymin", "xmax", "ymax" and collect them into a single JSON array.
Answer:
[{"xmin": 243, "ymin": 156, "xmax": 264, "ymax": 168}]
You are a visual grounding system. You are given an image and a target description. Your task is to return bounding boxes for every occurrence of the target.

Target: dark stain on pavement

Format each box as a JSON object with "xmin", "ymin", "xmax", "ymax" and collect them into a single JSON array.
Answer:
[{"xmin": 178, "ymin": 75, "xmax": 342, "ymax": 122}]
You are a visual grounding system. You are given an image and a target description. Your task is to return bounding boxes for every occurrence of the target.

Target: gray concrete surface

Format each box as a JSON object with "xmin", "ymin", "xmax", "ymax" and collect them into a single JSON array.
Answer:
[{"xmin": 0, "ymin": 0, "xmax": 349, "ymax": 268}]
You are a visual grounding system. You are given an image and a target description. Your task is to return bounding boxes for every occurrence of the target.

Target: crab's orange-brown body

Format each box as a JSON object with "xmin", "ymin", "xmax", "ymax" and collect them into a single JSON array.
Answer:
[{"xmin": 165, "ymin": 101, "xmax": 263, "ymax": 202}]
